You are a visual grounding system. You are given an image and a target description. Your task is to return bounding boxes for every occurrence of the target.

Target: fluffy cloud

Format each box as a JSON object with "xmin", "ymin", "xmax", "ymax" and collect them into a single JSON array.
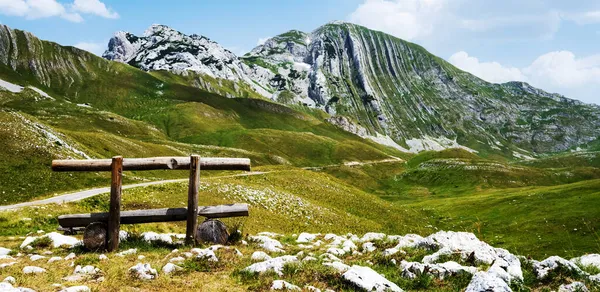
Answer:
[
  {"xmin": 449, "ymin": 51, "xmax": 526, "ymax": 83},
  {"xmin": 0, "ymin": 0, "xmax": 117, "ymax": 22},
  {"xmin": 72, "ymin": 0, "xmax": 118, "ymax": 19},
  {"xmin": 348, "ymin": 0, "xmax": 448, "ymax": 40},
  {"xmin": 74, "ymin": 41, "xmax": 105, "ymax": 56},
  {"xmin": 449, "ymin": 50, "xmax": 600, "ymax": 104}
]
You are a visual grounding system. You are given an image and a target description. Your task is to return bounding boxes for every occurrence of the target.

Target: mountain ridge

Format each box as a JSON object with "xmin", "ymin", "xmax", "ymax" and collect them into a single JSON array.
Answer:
[{"xmin": 102, "ymin": 22, "xmax": 600, "ymax": 157}]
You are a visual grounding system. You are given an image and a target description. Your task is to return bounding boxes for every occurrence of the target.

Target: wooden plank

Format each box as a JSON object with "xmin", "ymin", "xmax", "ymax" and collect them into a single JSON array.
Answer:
[
  {"xmin": 186, "ymin": 155, "xmax": 200, "ymax": 245},
  {"xmin": 57, "ymin": 204, "xmax": 249, "ymax": 228},
  {"xmin": 52, "ymin": 157, "xmax": 250, "ymax": 172},
  {"xmin": 107, "ymin": 156, "xmax": 123, "ymax": 252}
]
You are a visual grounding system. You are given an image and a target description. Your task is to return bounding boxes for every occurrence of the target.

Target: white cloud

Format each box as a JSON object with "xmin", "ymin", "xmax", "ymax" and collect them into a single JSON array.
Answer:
[
  {"xmin": 449, "ymin": 50, "xmax": 600, "ymax": 104},
  {"xmin": 74, "ymin": 41, "xmax": 105, "ymax": 56},
  {"xmin": 72, "ymin": 0, "xmax": 118, "ymax": 19},
  {"xmin": 257, "ymin": 37, "xmax": 269, "ymax": 46},
  {"xmin": 565, "ymin": 10, "xmax": 600, "ymax": 25},
  {"xmin": 0, "ymin": 0, "xmax": 117, "ymax": 22},
  {"xmin": 348, "ymin": 0, "xmax": 448, "ymax": 40},
  {"xmin": 449, "ymin": 51, "xmax": 526, "ymax": 83}
]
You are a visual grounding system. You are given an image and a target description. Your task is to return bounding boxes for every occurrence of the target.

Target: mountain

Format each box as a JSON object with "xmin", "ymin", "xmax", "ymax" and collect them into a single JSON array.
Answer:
[{"xmin": 104, "ymin": 22, "xmax": 600, "ymax": 157}]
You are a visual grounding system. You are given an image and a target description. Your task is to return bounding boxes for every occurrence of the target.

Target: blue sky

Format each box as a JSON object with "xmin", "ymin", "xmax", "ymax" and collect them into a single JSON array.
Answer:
[{"xmin": 0, "ymin": 0, "xmax": 599, "ymax": 104}]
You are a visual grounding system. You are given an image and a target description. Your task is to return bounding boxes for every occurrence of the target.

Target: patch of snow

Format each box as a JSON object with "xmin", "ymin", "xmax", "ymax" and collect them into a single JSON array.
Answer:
[
  {"xmin": 342, "ymin": 265, "xmax": 403, "ymax": 292},
  {"xmin": 0, "ymin": 79, "xmax": 23, "ymax": 93}
]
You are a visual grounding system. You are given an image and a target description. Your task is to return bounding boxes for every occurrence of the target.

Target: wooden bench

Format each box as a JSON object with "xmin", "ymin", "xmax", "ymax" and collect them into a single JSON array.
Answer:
[{"xmin": 52, "ymin": 155, "xmax": 251, "ymax": 251}]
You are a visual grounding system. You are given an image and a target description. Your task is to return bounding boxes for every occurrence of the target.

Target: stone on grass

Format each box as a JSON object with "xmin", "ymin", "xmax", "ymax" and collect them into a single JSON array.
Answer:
[
  {"xmin": 326, "ymin": 247, "xmax": 346, "ymax": 256},
  {"xmin": 63, "ymin": 265, "xmax": 102, "ymax": 282},
  {"xmin": 248, "ymin": 235, "xmax": 284, "ymax": 253},
  {"xmin": 142, "ymin": 232, "xmax": 173, "ymax": 245},
  {"xmin": 190, "ymin": 248, "xmax": 219, "ymax": 262},
  {"xmin": 23, "ymin": 266, "xmax": 46, "ymax": 274},
  {"xmin": 323, "ymin": 261, "xmax": 350, "ymax": 273},
  {"xmin": 129, "ymin": 263, "xmax": 158, "ymax": 280},
  {"xmin": 29, "ymin": 254, "xmax": 46, "ymax": 261},
  {"xmin": 117, "ymin": 248, "xmax": 137, "ymax": 257},
  {"xmin": 65, "ymin": 253, "xmax": 76, "ymax": 260},
  {"xmin": 559, "ymin": 282, "xmax": 589, "ymax": 292},
  {"xmin": 342, "ymin": 265, "xmax": 403, "ymax": 292},
  {"xmin": 342, "ymin": 240, "xmax": 357, "ymax": 252},
  {"xmin": 60, "ymin": 285, "xmax": 91, "ymax": 292},
  {"xmin": 251, "ymin": 251, "xmax": 271, "ymax": 261},
  {"xmin": 170, "ymin": 256, "xmax": 185, "ymax": 263},
  {"xmin": 297, "ymin": 233, "xmax": 318, "ymax": 243},
  {"xmin": 83, "ymin": 222, "xmax": 107, "ymax": 250},
  {"xmin": 360, "ymin": 233, "xmax": 386, "ymax": 242},
  {"xmin": 48, "ymin": 256, "xmax": 63, "ymax": 263},
  {"xmin": 571, "ymin": 254, "xmax": 600, "ymax": 269},
  {"xmin": 3, "ymin": 276, "xmax": 15, "ymax": 284},
  {"xmin": 362, "ymin": 242, "xmax": 376, "ymax": 253},
  {"xmin": 46, "ymin": 232, "xmax": 82, "ymax": 248},
  {"xmin": 532, "ymin": 256, "xmax": 584, "ymax": 279},
  {"xmin": 0, "ymin": 247, "xmax": 10, "ymax": 255},
  {"xmin": 0, "ymin": 282, "xmax": 35, "ymax": 292},
  {"xmin": 197, "ymin": 219, "xmax": 229, "ymax": 245},
  {"xmin": 243, "ymin": 255, "xmax": 298, "ymax": 276},
  {"xmin": 465, "ymin": 271, "xmax": 511, "ymax": 292},
  {"xmin": 271, "ymin": 280, "xmax": 301, "ymax": 291},
  {"xmin": 162, "ymin": 263, "xmax": 182, "ymax": 274},
  {"xmin": 0, "ymin": 262, "xmax": 17, "ymax": 269},
  {"xmin": 99, "ymin": 254, "xmax": 108, "ymax": 261}
]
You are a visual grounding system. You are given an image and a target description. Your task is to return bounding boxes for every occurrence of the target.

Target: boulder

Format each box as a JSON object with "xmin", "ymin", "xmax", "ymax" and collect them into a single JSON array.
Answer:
[
  {"xmin": 23, "ymin": 266, "xmax": 46, "ymax": 274},
  {"xmin": 162, "ymin": 263, "xmax": 182, "ymax": 274},
  {"xmin": 465, "ymin": 271, "xmax": 511, "ymax": 292},
  {"xmin": 251, "ymin": 251, "xmax": 271, "ymax": 261},
  {"xmin": 558, "ymin": 282, "xmax": 589, "ymax": 292},
  {"xmin": 342, "ymin": 265, "xmax": 403, "ymax": 292},
  {"xmin": 83, "ymin": 222, "xmax": 107, "ymax": 251},
  {"xmin": 196, "ymin": 219, "xmax": 229, "ymax": 245},
  {"xmin": 243, "ymin": 255, "xmax": 298, "ymax": 276}
]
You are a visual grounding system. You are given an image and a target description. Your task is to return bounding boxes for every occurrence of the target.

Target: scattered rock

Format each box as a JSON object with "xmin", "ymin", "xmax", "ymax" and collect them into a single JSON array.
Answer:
[
  {"xmin": 3, "ymin": 276, "xmax": 15, "ymax": 284},
  {"xmin": 323, "ymin": 261, "xmax": 350, "ymax": 273},
  {"xmin": 142, "ymin": 232, "xmax": 173, "ymax": 245},
  {"xmin": 249, "ymin": 235, "xmax": 284, "ymax": 253},
  {"xmin": 326, "ymin": 247, "xmax": 346, "ymax": 256},
  {"xmin": 117, "ymin": 248, "xmax": 137, "ymax": 257},
  {"xmin": 558, "ymin": 282, "xmax": 589, "ymax": 292},
  {"xmin": 0, "ymin": 282, "xmax": 35, "ymax": 292},
  {"xmin": 129, "ymin": 263, "xmax": 158, "ymax": 280},
  {"xmin": 138, "ymin": 255, "xmax": 145, "ymax": 260},
  {"xmin": 297, "ymin": 233, "xmax": 318, "ymax": 243},
  {"xmin": 0, "ymin": 262, "xmax": 17, "ymax": 269},
  {"xmin": 271, "ymin": 280, "xmax": 301, "ymax": 291},
  {"xmin": 169, "ymin": 256, "xmax": 185, "ymax": 263},
  {"xmin": 23, "ymin": 266, "xmax": 46, "ymax": 274},
  {"xmin": 65, "ymin": 253, "xmax": 76, "ymax": 260},
  {"xmin": 362, "ymin": 242, "xmax": 376, "ymax": 253},
  {"xmin": 162, "ymin": 263, "xmax": 182, "ymax": 274},
  {"xmin": 48, "ymin": 256, "xmax": 63, "ymax": 263},
  {"xmin": 197, "ymin": 219, "xmax": 229, "ymax": 245},
  {"xmin": 63, "ymin": 265, "xmax": 102, "ymax": 282},
  {"xmin": 29, "ymin": 254, "xmax": 46, "ymax": 261},
  {"xmin": 243, "ymin": 255, "xmax": 298, "ymax": 276},
  {"xmin": 0, "ymin": 247, "xmax": 11, "ymax": 255},
  {"xmin": 532, "ymin": 256, "xmax": 584, "ymax": 279},
  {"xmin": 360, "ymin": 233, "xmax": 386, "ymax": 242},
  {"xmin": 60, "ymin": 285, "xmax": 91, "ymax": 292},
  {"xmin": 465, "ymin": 271, "xmax": 511, "ymax": 292},
  {"xmin": 571, "ymin": 254, "xmax": 600, "ymax": 269},
  {"xmin": 190, "ymin": 248, "xmax": 219, "ymax": 262},
  {"xmin": 342, "ymin": 265, "xmax": 403, "ymax": 292},
  {"xmin": 251, "ymin": 251, "xmax": 271, "ymax": 261},
  {"xmin": 400, "ymin": 260, "xmax": 477, "ymax": 280},
  {"xmin": 99, "ymin": 254, "xmax": 108, "ymax": 261}
]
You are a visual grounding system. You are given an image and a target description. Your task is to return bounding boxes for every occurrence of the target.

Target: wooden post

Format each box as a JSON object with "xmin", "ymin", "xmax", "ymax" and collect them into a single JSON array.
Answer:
[
  {"xmin": 186, "ymin": 155, "xmax": 200, "ymax": 245},
  {"xmin": 107, "ymin": 156, "xmax": 123, "ymax": 252}
]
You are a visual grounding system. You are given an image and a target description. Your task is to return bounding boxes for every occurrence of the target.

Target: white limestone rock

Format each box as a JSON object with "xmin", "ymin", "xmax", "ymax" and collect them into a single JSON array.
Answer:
[
  {"xmin": 323, "ymin": 261, "xmax": 350, "ymax": 273},
  {"xmin": 360, "ymin": 233, "xmax": 386, "ymax": 242},
  {"xmin": 29, "ymin": 254, "xmax": 46, "ymax": 261},
  {"xmin": 99, "ymin": 254, "xmax": 108, "ymax": 261},
  {"xmin": 64, "ymin": 253, "xmax": 77, "ymax": 260},
  {"xmin": 532, "ymin": 256, "xmax": 584, "ymax": 279},
  {"xmin": 249, "ymin": 235, "xmax": 284, "ymax": 253},
  {"xmin": 465, "ymin": 271, "xmax": 511, "ymax": 292},
  {"xmin": 162, "ymin": 263, "xmax": 182, "ymax": 274},
  {"xmin": 571, "ymin": 254, "xmax": 600, "ymax": 269},
  {"xmin": 141, "ymin": 232, "xmax": 173, "ymax": 244},
  {"xmin": 297, "ymin": 233, "xmax": 318, "ymax": 243},
  {"xmin": 271, "ymin": 280, "xmax": 301, "ymax": 291},
  {"xmin": 169, "ymin": 256, "xmax": 185, "ymax": 263},
  {"xmin": 190, "ymin": 248, "xmax": 219, "ymax": 262},
  {"xmin": 251, "ymin": 251, "xmax": 272, "ymax": 262},
  {"xmin": 342, "ymin": 265, "xmax": 403, "ymax": 292},
  {"xmin": 117, "ymin": 248, "xmax": 137, "ymax": 257},
  {"xmin": 129, "ymin": 263, "xmax": 158, "ymax": 280},
  {"xmin": 23, "ymin": 266, "xmax": 46, "ymax": 274},
  {"xmin": 3, "ymin": 276, "xmax": 15, "ymax": 284},
  {"xmin": 0, "ymin": 247, "xmax": 10, "ymax": 255},
  {"xmin": 243, "ymin": 255, "xmax": 298, "ymax": 276},
  {"xmin": 559, "ymin": 281, "xmax": 589, "ymax": 292},
  {"xmin": 362, "ymin": 242, "xmax": 376, "ymax": 253},
  {"xmin": 48, "ymin": 256, "xmax": 63, "ymax": 263},
  {"xmin": 60, "ymin": 286, "xmax": 91, "ymax": 292},
  {"xmin": 326, "ymin": 247, "xmax": 346, "ymax": 256}
]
